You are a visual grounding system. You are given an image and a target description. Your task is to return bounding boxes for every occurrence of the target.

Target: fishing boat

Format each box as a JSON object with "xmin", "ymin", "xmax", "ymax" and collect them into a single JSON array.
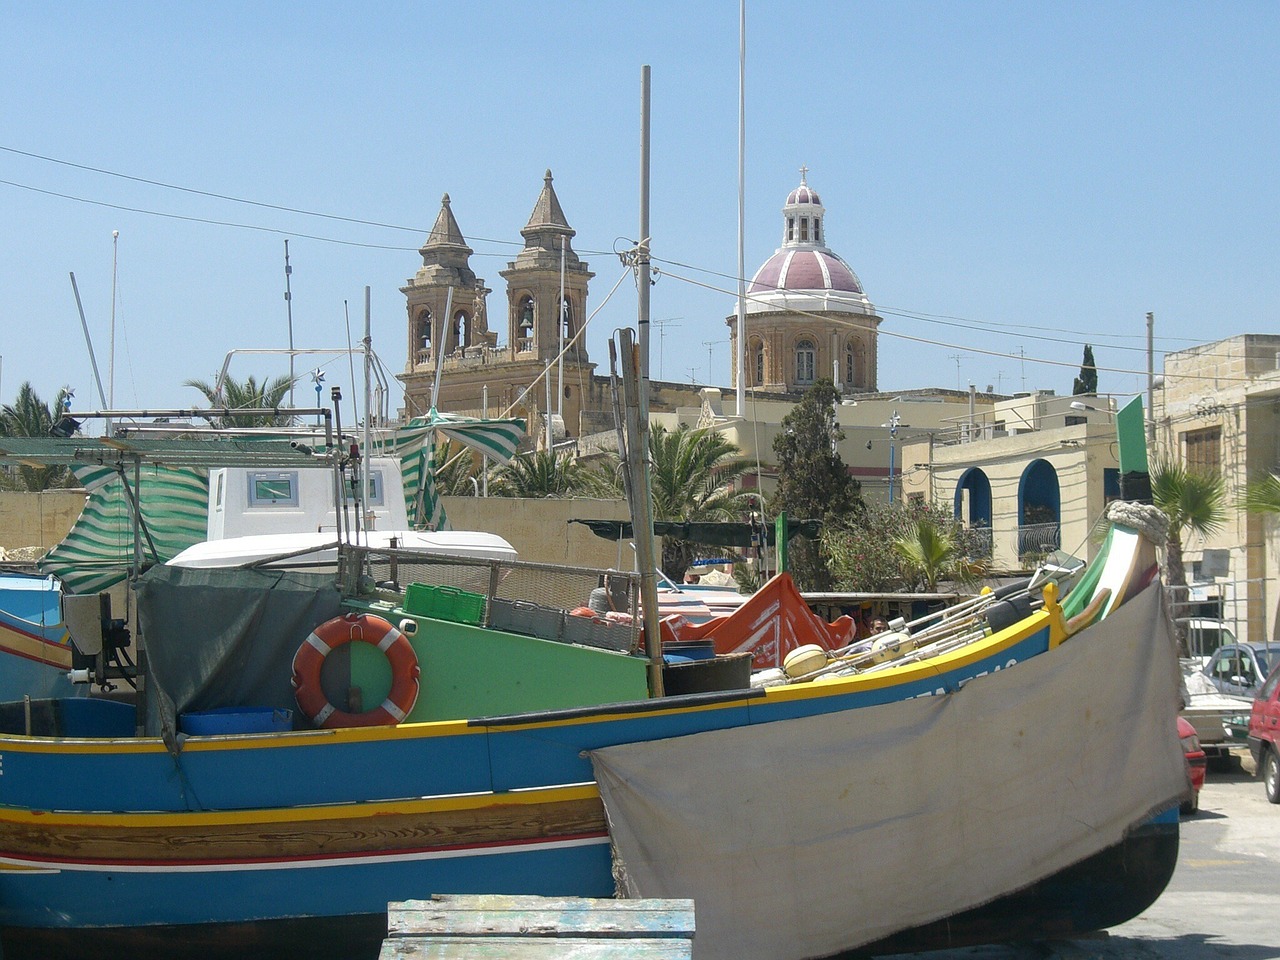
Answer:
[
  {"xmin": 0, "ymin": 394, "xmax": 1188, "ymax": 960},
  {"xmin": 0, "ymin": 571, "xmax": 80, "ymax": 700}
]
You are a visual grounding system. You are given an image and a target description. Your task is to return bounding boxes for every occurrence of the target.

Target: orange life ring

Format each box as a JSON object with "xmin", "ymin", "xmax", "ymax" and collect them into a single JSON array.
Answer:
[{"xmin": 292, "ymin": 613, "xmax": 420, "ymax": 728}]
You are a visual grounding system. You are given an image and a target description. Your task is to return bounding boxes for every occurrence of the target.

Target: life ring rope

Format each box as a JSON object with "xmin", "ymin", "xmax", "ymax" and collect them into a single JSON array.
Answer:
[{"xmin": 292, "ymin": 612, "xmax": 421, "ymax": 729}]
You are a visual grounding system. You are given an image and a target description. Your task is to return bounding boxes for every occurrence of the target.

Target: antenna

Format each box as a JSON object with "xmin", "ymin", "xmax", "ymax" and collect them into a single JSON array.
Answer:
[
  {"xmin": 703, "ymin": 339, "xmax": 725, "ymax": 383},
  {"xmin": 284, "ymin": 240, "xmax": 295, "ymax": 407},
  {"xmin": 948, "ymin": 353, "xmax": 962, "ymax": 391},
  {"xmin": 109, "ymin": 230, "xmax": 118, "ymax": 414},
  {"xmin": 652, "ymin": 317, "xmax": 682, "ymax": 381}
]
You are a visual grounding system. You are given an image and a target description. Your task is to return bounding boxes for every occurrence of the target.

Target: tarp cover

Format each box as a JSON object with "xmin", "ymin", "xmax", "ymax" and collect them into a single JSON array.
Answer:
[
  {"xmin": 137, "ymin": 564, "xmax": 341, "ymax": 741},
  {"xmin": 590, "ymin": 583, "xmax": 1186, "ymax": 960}
]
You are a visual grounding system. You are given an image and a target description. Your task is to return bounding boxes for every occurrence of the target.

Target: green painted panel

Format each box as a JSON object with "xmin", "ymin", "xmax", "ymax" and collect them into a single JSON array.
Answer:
[
  {"xmin": 344, "ymin": 602, "xmax": 649, "ymax": 722},
  {"xmin": 1116, "ymin": 396, "xmax": 1148, "ymax": 475}
]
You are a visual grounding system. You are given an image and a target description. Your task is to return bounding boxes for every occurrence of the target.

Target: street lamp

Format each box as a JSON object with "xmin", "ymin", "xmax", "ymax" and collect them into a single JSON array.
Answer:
[{"xmin": 882, "ymin": 410, "xmax": 902, "ymax": 503}]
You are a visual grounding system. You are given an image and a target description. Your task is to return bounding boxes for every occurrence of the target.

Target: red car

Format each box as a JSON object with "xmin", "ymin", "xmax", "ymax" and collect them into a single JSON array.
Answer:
[
  {"xmin": 1178, "ymin": 715, "xmax": 1207, "ymax": 814},
  {"xmin": 1247, "ymin": 661, "xmax": 1280, "ymax": 803}
]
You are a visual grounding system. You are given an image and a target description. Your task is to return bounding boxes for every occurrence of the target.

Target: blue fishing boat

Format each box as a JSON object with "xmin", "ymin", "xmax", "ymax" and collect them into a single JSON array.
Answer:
[
  {"xmin": 0, "ymin": 398, "xmax": 1189, "ymax": 960},
  {"xmin": 0, "ymin": 571, "xmax": 80, "ymax": 700}
]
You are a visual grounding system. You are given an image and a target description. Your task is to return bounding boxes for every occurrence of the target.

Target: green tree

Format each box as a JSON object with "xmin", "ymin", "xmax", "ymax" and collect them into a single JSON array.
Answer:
[
  {"xmin": 891, "ymin": 517, "xmax": 983, "ymax": 592},
  {"xmin": 0, "ymin": 382, "xmax": 76, "ymax": 490},
  {"xmin": 1242, "ymin": 472, "xmax": 1280, "ymax": 517},
  {"xmin": 769, "ymin": 379, "xmax": 860, "ymax": 590},
  {"xmin": 825, "ymin": 499, "xmax": 985, "ymax": 593},
  {"xmin": 647, "ymin": 423, "xmax": 752, "ymax": 581},
  {"xmin": 184, "ymin": 374, "xmax": 297, "ymax": 428},
  {"xmin": 430, "ymin": 440, "xmax": 482, "ymax": 497},
  {"xmin": 1071, "ymin": 345, "xmax": 1098, "ymax": 396},
  {"xmin": 1151, "ymin": 458, "xmax": 1227, "ymax": 602},
  {"xmin": 489, "ymin": 449, "xmax": 594, "ymax": 498}
]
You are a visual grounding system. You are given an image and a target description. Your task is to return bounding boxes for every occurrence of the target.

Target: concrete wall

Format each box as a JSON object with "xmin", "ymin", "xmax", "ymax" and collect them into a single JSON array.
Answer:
[
  {"xmin": 0, "ymin": 489, "xmax": 86, "ymax": 555},
  {"xmin": 442, "ymin": 495, "xmax": 633, "ymax": 570}
]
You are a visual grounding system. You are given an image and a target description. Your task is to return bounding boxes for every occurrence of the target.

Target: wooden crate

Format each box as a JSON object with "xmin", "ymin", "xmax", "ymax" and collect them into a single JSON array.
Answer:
[{"xmin": 381, "ymin": 894, "xmax": 695, "ymax": 959}]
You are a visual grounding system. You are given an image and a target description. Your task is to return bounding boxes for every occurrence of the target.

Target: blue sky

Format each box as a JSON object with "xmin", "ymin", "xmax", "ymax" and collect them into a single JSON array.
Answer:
[{"xmin": 2, "ymin": 2, "xmax": 1276, "ymax": 422}]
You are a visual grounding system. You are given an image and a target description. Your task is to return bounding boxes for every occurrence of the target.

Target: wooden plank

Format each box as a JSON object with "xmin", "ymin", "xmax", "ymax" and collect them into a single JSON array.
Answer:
[
  {"xmin": 378, "ymin": 935, "xmax": 692, "ymax": 959},
  {"xmin": 388, "ymin": 895, "xmax": 695, "ymax": 940}
]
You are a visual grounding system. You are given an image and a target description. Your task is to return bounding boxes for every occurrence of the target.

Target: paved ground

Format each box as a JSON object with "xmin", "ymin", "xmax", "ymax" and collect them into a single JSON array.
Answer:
[{"xmin": 881, "ymin": 750, "xmax": 1280, "ymax": 960}]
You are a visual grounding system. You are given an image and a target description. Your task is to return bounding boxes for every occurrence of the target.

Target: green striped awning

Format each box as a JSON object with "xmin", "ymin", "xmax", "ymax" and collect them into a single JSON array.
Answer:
[
  {"xmin": 38, "ymin": 464, "xmax": 210, "ymax": 595},
  {"xmin": 380, "ymin": 411, "xmax": 526, "ymax": 531}
]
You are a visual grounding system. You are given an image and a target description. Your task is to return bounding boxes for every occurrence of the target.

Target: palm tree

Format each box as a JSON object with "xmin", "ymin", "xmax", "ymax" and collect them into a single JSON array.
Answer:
[
  {"xmin": 1151, "ymin": 458, "xmax": 1227, "ymax": 606},
  {"xmin": 1242, "ymin": 472, "xmax": 1280, "ymax": 517},
  {"xmin": 184, "ymin": 374, "xmax": 297, "ymax": 428},
  {"xmin": 430, "ymin": 440, "xmax": 482, "ymax": 497},
  {"xmin": 0, "ymin": 382, "xmax": 75, "ymax": 490},
  {"xmin": 891, "ymin": 518, "xmax": 979, "ymax": 592},
  {"xmin": 646, "ymin": 423, "xmax": 752, "ymax": 581},
  {"xmin": 489, "ymin": 449, "xmax": 593, "ymax": 498}
]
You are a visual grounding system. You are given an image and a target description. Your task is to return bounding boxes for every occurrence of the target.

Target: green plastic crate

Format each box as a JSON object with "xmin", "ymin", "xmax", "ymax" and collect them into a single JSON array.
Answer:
[{"xmin": 403, "ymin": 583, "xmax": 487, "ymax": 625}]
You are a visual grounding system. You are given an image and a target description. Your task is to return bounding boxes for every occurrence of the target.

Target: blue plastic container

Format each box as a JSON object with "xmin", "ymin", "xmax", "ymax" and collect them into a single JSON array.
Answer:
[
  {"xmin": 662, "ymin": 640, "xmax": 716, "ymax": 661},
  {"xmin": 179, "ymin": 706, "xmax": 293, "ymax": 736}
]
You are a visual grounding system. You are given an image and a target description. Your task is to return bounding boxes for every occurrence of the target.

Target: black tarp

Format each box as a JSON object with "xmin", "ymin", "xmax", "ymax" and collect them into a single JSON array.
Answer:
[
  {"xmin": 569, "ymin": 518, "xmax": 822, "ymax": 547},
  {"xmin": 137, "ymin": 565, "xmax": 341, "ymax": 742}
]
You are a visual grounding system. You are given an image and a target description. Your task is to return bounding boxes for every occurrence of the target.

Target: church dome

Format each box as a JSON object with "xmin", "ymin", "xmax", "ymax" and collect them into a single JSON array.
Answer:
[
  {"xmin": 749, "ymin": 249, "xmax": 862, "ymax": 296},
  {"xmin": 744, "ymin": 169, "xmax": 874, "ymax": 316},
  {"xmin": 785, "ymin": 183, "xmax": 821, "ymax": 205}
]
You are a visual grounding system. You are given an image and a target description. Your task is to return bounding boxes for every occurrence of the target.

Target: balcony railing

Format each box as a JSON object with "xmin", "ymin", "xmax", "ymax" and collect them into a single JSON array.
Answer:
[{"xmin": 1016, "ymin": 521, "xmax": 1061, "ymax": 561}]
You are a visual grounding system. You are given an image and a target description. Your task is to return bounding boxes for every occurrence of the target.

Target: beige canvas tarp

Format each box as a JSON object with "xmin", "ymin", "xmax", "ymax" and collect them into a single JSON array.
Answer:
[{"xmin": 590, "ymin": 584, "xmax": 1187, "ymax": 960}]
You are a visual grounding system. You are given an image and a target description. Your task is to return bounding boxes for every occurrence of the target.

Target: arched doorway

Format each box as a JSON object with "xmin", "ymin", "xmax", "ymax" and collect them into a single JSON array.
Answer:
[
  {"xmin": 1018, "ymin": 459, "xmax": 1061, "ymax": 561},
  {"xmin": 954, "ymin": 467, "xmax": 993, "ymax": 558}
]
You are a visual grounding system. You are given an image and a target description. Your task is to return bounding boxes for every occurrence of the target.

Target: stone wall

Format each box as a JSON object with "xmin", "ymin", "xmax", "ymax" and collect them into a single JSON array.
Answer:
[
  {"xmin": 0, "ymin": 489, "xmax": 86, "ymax": 556},
  {"xmin": 441, "ymin": 495, "xmax": 633, "ymax": 569}
]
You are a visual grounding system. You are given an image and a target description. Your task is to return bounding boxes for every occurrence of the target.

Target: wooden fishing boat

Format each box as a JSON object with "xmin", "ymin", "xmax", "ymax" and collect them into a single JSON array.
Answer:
[
  {"xmin": 0, "ymin": 571, "xmax": 80, "ymax": 700},
  {"xmin": 0, "ymin": 399, "xmax": 1188, "ymax": 960}
]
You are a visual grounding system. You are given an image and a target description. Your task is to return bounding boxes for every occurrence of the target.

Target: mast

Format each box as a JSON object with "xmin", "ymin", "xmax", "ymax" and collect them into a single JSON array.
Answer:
[
  {"xmin": 558, "ymin": 236, "xmax": 566, "ymax": 417},
  {"xmin": 109, "ymin": 230, "xmax": 118, "ymax": 422},
  {"xmin": 634, "ymin": 65, "xmax": 662, "ymax": 695},
  {"xmin": 638, "ymin": 65, "xmax": 652, "ymax": 409},
  {"xmin": 362, "ymin": 286, "xmax": 373, "ymax": 530},
  {"xmin": 285, "ymin": 240, "xmax": 296, "ymax": 407},
  {"xmin": 735, "ymin": 0, "xmax": 746, "ymax": 414}
]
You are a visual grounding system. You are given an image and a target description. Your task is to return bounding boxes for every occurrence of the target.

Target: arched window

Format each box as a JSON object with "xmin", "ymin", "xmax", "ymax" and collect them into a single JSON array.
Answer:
[
  {"xmin": 795, "ymin": 339, "xmax": 816, "ymax": 385},
  {"xmin": 1017, "ymin": 459, "xmax": 1062, "ymax": 561},
  {"xmin": 517, "ymin": 296, "xmax": 535, "ymax": 351},
  {"xmin": 453, "ymin": 311, "xmax": 468, "ymax": 351},
  {"xmin": 558, "ymin": 297, "xmax": 574, "ymax": 340},
  {"xmin": 844, "ymin": 341, "xmax": 856, "ymax": 386},
  {"xmin": 799, "ymin": 218, "xmax": 810, "ymax": 242},
  {"xmin": 749, "ymin": 338, "xmax": 764, "ymax": 386},
  {"xmin": 417, "ymin": 309, "xmax": 432, "ymax": 354}
]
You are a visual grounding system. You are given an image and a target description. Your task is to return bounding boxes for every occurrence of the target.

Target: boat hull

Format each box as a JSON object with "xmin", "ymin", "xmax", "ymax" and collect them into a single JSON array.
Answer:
[{"xmin": 0, "ymin": 817, "xmax": 1179, "ymax": 960}]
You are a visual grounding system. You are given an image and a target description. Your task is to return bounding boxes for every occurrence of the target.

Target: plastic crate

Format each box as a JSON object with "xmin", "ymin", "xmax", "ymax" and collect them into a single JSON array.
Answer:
[
  {"xmin": 562, "ymin": 613, "xmax": 634, "ymax": 652},
  {"xmin": 403, "ymin": 583, "xmax": 487, "ymax": 625},
  {"xmin": 489, "ymin": 598, "xmax": 565, "ymax": 641}
]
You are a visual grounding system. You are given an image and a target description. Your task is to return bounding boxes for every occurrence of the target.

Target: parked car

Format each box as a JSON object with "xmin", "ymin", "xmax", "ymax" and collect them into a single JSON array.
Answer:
[
  {"xmin": 1203, "ymin": 642, "xmax": 1280, "ymax": 699},
  {"xmin": 1178, "ymin": 617, "xmax": 1238, "ymax": 661},
  {"xmin": 1178, "ymin": 715, "xmax": 1207, "ymax": 814},
  {"xmin": 1246, "ymin": 661, "xmax": 1280, "ymax": 803}
]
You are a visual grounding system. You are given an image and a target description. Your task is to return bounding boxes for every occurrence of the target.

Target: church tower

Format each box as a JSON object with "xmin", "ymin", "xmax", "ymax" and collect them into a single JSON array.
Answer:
[
  {"xmin": 728, "ymin": 169, "xmax": 881, "ymax": 395},
  {"xmin": 400, "ymin": 194, "xmax": 496, "ymax": 416},
  {"xmin": 499, "ymin": 170, "xmax": 594, "ymax": 366}
]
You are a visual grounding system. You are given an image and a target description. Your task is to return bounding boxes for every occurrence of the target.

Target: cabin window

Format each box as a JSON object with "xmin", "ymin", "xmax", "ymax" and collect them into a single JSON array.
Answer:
[
  {"xmin": 339, "ymin": 469, "xmax": 385, "ymax": 507},
  {"xmin": 214, "ymin": 473, "xmax": 225, "ymax": 511},
  {"xmin": 247, "ymin": 472, "xmax": 299, "ymax": 507}
]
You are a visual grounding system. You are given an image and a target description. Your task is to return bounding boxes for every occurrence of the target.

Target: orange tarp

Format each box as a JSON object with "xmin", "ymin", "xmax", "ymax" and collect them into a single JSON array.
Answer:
[{"xmin": 659, "ymin": 573, "xmax": 854, "ymax": 669}]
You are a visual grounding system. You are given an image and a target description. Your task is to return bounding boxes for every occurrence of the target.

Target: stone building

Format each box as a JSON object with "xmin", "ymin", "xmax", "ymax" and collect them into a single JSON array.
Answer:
[
  {"xmin": 1153, "ymin": 334, "xmax": 1280, "ymax": 644},
  {"xmin": 728, "ymin": 169, "xmax": 882, "ymax": 395},
  {"xmin": 399, "ymin": 171, "xmax": 710, "ymax": 443}
]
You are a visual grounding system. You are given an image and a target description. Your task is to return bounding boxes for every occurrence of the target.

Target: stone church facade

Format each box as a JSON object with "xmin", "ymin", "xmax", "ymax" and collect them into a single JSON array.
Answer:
[{"xmin": 398, "ymin": 169, "xmax": 881, "ymax": 444}]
